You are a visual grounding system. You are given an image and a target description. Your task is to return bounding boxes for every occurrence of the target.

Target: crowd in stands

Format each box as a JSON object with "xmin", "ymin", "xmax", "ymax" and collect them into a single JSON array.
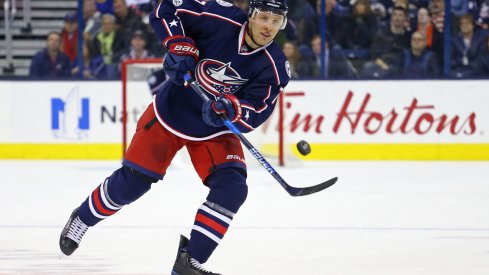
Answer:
[{"xmin": 28, "ymin": 0, "xmax": 489, "ymax": 79}]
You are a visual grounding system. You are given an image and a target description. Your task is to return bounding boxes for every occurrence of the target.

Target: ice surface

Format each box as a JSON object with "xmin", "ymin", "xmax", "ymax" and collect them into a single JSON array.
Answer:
[{"xmin": 0, "ymin": 160, "xmax": 488, "ymax": 274}]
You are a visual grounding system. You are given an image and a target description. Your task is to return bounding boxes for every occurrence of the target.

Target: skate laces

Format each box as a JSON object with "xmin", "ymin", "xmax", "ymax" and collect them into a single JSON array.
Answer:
[
  {"xmin": 189, "ymin": 258, "xmax": 211, "ymax": 273},
  {"xmin": 66, "ymin": 216, "xmax": 88, "ymax": 244}
]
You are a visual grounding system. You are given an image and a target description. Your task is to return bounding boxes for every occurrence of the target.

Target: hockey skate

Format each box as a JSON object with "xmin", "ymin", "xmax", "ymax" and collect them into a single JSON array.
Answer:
[
  {"xmin": 171, "ymin": 235, "xmax": 221, "ymax": 275},
  {"xmin": 59, "ymin": 207, "xmax": 89, "ymax": 256}
]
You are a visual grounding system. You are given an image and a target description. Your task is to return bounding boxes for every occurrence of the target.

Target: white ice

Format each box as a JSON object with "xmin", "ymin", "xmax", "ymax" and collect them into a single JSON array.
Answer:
[{"xmin": 0, "ymin": 160, "xmax": 488, "ymax": 275}]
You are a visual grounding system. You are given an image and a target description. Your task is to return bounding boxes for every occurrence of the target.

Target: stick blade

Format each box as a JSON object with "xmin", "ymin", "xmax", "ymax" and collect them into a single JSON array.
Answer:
[{"xmin": 286, "ymin": 177, "xmax": 338, "ymax": 197}]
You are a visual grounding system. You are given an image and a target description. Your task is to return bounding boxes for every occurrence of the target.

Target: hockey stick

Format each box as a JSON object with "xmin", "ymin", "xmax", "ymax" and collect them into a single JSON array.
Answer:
[{"xmin": 183, "ymin": 73, "xmax": 338, "ymax": 196}]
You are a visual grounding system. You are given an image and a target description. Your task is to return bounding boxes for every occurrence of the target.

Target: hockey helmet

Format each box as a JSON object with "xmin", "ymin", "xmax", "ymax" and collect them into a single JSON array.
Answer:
[{"xmin": 248, "ymin": 0, "xmax": 288, "ymax": 29}]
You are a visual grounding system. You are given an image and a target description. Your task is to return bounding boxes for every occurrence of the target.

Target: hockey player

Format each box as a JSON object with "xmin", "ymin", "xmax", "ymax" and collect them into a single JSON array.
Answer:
[{"xmin": 59, "ymin": 0, "xmax": 290, "ymax": 274}]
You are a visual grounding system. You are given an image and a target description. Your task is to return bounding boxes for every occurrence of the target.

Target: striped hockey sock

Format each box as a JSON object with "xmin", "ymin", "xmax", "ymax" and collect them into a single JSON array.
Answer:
[
  {"xmin": 187, "ymin": 201, "xmax": 234, "ymax": 263},
  {"xmin": 78, "ymin": 179, "xmax": 123, "ymax": 226}
]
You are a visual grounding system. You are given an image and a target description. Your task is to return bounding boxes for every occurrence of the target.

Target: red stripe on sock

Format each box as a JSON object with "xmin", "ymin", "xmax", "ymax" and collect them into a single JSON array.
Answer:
[
  {"xmin": 92, "ymin": 187, "xmax": 117, "ymax": 216},
  {"xmin": 195, "ymin": 213, "xmax": 228, "ymax": 235}
]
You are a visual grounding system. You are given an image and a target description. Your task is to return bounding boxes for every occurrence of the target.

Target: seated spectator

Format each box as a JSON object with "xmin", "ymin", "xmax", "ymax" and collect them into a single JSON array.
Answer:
[
  {"xmin": 334, "ymin": 0, "xmax": 378, "ymax": 50},
  {"xmin": 96, "ymin": 0, "xmax": 114, "ymax": 14},
  {"xmin": 94, "ymin": 14, "xmax": 127, "ymax": 62},
  {"xmin": 472, "ymin": 34, "xmax": 489, "ymax": 76},
  {"xmin": 282, "ymin": 41, "xmax": 317, "ymax": 78},
  {"xmin": 391, "ymin": 0, "xmax": 417, "ymax": 32},
  {"xmin": 119, "ymin": 30, "xmax": 155, "ymax": 72},
  {"xmin": 234, "ymin": 0, "xmax": 248, "ymax": 13},
  {"xmin": 287, "ymin": 0, "xmax": 318, "ymax": 47},
  {"xmin": 451, "ymin": 14, "xmax": 487, "ymax": 77},
  {"xmin": 398, "ymin": 31, "xmax": 440, "ymax": 77},
  {"xmin": 314, "ymin": 0, "xmax": 338, "ymax": 43},
  {"xmin": 29, "ymin": 32, "xmax": 72, "ymax": 78},
  {"xmin": 310, "ymin": 35, "xmax": 357, "ymax": 78},
  {"xmin": 429, "ymin": 0, "xmax": 458, "ymax": 33},
  {"xmin": 477, "ymin": 0, "xmax": 489, "ymax": 30},
  {"xmin": 113, "ymin": 0, "xmax": 144, "ymax": 35},
  {"xmin": 84, "ymin": 0, "xmax": 103, "ymax": 40},
  {"xmin": 92, "ymin": 14, "xmax": 129, "ymax": 77},
  {"xmin": 416, "ymin": 7, "xmax": 442, "ymax": 51},
  {"xmin": 71, "ymin": 43, "xmax": 107, "ymax": 79},
  {"xmin": 60, "ymin": 12, "xmax": 79, "ymax": 64},
  {"xmin": 362, "ymin": 6, "xmax": 410, "ymax": 77},
  {"xmin": 370, "ymin": 0, "xmax": 388, "ymax": 28}
]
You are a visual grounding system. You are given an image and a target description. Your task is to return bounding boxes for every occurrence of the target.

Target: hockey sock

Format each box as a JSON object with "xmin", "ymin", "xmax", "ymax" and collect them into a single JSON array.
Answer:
[
  {"xmin": 78, "ymin": 166, "xmax": 156, "ymax": 226},
  {"xmin": 188, "ymin": 168, "xmax": 248, "ymax": 263}
]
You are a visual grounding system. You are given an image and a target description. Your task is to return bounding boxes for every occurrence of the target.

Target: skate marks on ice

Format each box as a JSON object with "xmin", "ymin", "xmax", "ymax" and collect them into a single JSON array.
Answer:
[
  {"xmin": 0, "ymin": 248, "xmax": 113, "ymax": 274},
  {"xmin": 0, "ymin": 160, "xmax": 489, "ymax": 274}
]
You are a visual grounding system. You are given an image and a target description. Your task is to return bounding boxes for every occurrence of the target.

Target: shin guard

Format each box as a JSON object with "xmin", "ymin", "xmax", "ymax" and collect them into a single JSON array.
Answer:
[
  {"xmin": 78, "ymin": 166, "xmax": 156, "ymax": 226},
  {"xmin": 188, "ymin": 168, "xmax": 248, "ymax": 263}
]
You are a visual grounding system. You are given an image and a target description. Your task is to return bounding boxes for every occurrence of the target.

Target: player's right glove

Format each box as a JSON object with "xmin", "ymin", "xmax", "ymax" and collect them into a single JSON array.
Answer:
[
  {"xmin": 162, "ymin": 35, "xmax": 199, "ymax": 86},
  {"xmin": 202, "ymin": 93, "xmax": 242, "ymax": 127}
]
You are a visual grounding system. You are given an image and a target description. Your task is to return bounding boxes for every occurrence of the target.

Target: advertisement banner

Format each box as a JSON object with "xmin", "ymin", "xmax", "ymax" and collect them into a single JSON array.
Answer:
[{"xmin": 0, "ymin": 80, "xmax": 488, "ymax": 160}]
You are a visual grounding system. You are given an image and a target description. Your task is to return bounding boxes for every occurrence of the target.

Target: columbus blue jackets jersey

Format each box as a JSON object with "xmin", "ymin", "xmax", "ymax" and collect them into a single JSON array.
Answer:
[{"xmin": 149, "ymin": 0, "xmax": 290, "ymax": 140}]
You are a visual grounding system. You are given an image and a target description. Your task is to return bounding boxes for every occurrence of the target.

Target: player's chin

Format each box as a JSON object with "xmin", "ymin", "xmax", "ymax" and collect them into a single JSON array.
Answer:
[{"xmin": 258, "ymin": 37, "xmax": 273, "ymax": 45}]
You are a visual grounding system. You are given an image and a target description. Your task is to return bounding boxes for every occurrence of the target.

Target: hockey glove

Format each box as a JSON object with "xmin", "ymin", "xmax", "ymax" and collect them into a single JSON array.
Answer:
[
  {"xmin": 202, "ymin": 93, "xmax": 242, "ymax": 127},
  {"xmin": 163, "ymin": 35, "xmax": 199, "ymax": 86}
]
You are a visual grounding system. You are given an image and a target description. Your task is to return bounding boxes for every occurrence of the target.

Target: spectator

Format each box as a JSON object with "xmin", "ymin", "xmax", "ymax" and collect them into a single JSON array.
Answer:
[
  {"xmin": 113, "ymin": 0, "xmax": 144, "ymax": 34},
  {"xmin": 416, "ymin": 7, "xmax": 441, "ymax": 50},
  {"xmin": 314, "ymin": 0, "xmax": 338, "ymax": 42},
  {"xmin": 477, "ymin": 0, "xmax": 489, "ymax": 30},
  {"xmin": 391, "ymin": 0, "xmax": 416, "ymax": 31},
  {"xmin": 451, "ymin": 14, "xmax": 487, "ymax": 77},
  {"xmin": 334, "ymin": 0, "xmax": 378, "ymax": 49},
  {"xmin": 84, "ymin": 0, "xmax": 103, "ymax": 40},
  {"xmin": 399, "ymin": 31, "xmax": 440, "ymax": 77},
  {"xmin": 93, "ymin": 14, "xmax": 128, "ymax": 64},
  {"xmin": 287, "ymin": 0, "xmax": 318, "ymax": 47},
  {"xmin": 96, "ymin": 0, "xmax": 114, "ymax": 14},
  {"xmin": 71, "ymin": 43, "xmax": 107, "ymax": 79},
  {"xmin": 60, "ymin": 12, "xmax": 79, "ymax": 64},
  {"xmin": 29, "ymin": 32, "xmax": 72, "ymax": 78},
  {"xmin": 310, "ymin": 35, "xmax": 357, "ymax": 78},
  {"xmin": 370, "ymin": 0, "xmax": 389, "ymax": 27},
  {"xmin": 119, "ymin": 30, "xmax": 155, "ymax": 64},
  {"xmin": 282, "ymin": 41, "xmax": 316, "ymax": 78},
  {"xmin": 362, "ymin": 6, "xmax": 410, "ymax": 77},
  {"xmin": 234, "ymin": 0, "xmax": 248, "ymax": 13},
  {"xmin": 428, "ymin": 0, "xmax": 458, "ymax": 33},
  {"xmin": 472, "ymin": 34, "xmax": 489, "ymax": 76},
  {"xmin": 451, "ymin": 0, "xmax": 479, "ymax": 17},
  {"xmin": 92, "ymin": 14, "xmax": 128, "ymax": 77}
]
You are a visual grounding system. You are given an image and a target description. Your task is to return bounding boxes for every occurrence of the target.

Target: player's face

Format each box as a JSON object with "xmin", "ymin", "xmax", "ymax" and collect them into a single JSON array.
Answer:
[{"xmin": 248, "ymin": 11, "xmax": 283, "ymax": 46}]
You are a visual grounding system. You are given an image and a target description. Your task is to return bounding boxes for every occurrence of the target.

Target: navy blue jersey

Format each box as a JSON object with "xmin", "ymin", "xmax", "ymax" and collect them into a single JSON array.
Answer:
[{"xmin": 149, "ymin": 0, "xmax": 290, "ymax": 140}]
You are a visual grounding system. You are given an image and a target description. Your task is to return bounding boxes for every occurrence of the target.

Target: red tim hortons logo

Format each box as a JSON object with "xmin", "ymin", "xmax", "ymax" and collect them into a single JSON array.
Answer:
[
  {"xmin": 263, "ymin": 91, "xmax": 477, "ymax": 136},
  {"xmin": 195, "ymin": 59, "xmax": 248, "ymax": 98}
]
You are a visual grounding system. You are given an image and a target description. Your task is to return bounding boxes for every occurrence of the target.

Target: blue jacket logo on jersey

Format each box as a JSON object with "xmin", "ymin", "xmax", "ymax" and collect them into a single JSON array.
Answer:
[{"xmin": 195, "ymin": 59, "xmax": 248, "ymax": 97}]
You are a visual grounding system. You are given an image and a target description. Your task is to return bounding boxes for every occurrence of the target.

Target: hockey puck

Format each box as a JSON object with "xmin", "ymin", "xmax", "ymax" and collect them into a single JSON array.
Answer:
[{"xmin": 296, "ymin": 140, "xmax": 311, "ymax": 156}]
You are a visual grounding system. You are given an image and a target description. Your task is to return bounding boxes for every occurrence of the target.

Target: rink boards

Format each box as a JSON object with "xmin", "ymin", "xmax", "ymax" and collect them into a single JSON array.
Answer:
[{"xmin": 0, "ymin": 80, "xmax": 488, "ymax": 160}]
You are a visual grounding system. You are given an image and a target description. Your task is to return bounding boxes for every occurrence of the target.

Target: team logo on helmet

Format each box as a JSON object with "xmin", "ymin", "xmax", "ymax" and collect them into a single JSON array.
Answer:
[
  {"xmin": 195, "ymin": 59, "xmax": 248, "ymax": 97},
  {"xmin": 216, "ymin": 0, "xmax": 233, "ymax": 7},
  {"xmin": 173, "ymin": 0, "xmax": 183, "ymax": 6}
]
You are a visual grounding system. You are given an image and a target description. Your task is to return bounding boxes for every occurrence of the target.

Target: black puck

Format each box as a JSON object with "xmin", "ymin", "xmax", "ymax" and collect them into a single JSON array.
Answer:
[{"xmin": 296, "ymin": 140, "xmax": 311, "ymax": 156}]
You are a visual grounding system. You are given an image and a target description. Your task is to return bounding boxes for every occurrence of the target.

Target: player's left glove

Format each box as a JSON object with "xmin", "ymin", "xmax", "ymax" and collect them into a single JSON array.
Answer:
[
  {"xmin": 163, "ymin": 35, "xmax": 199, "ymax": 86},
  {"xmin": 202, "ymin": 93, "xmax": 242, "ymax": 127}
]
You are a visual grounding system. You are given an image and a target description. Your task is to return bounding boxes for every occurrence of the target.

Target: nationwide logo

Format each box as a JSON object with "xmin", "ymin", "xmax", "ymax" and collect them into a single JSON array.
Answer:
[
  {"xmin": 195, "ymin": 59, "xmax": 248, "ymax": 98},
  {"xmin": 51, "ymin": 85, "xmax": 90, "ymax": 140}
]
